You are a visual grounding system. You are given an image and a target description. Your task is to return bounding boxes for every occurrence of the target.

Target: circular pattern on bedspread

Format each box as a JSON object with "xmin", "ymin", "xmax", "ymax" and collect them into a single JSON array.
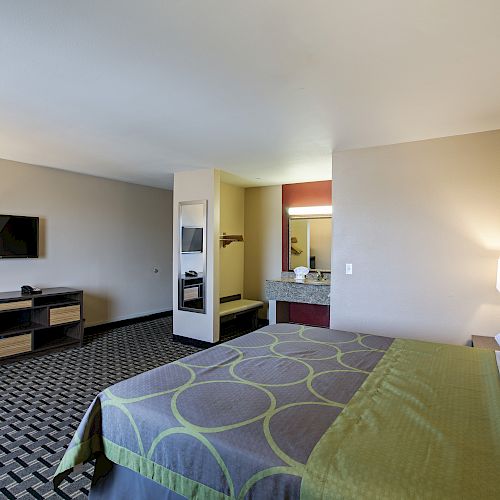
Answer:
[
  {"xmin": 311, "ymin": 370, "xmax": 368, "ymax": 404},
  {"xmin": 173, "ymin": 381, "xmax": 273, "ymax": 430},
  {"xmin": 226, "ymin": 331, "xmax": 275, "ymax": 348},
  {"xmin": 268, "ymin": 403, "xmax": 343, "ymax": 464},
  {"xmin": 302, "ymin": 328, "xmax": 358, "ymax": 344},
  {"xmin": 232, "ymin": 355, "xmax": 311, "ymax": 386},
  {"xmin": 272, "ymin": 340, "xmax": 340, "ymax": 360},
  {"xmin": 99, "ymin": 323, "xmax": 392, "ymax": 498}
]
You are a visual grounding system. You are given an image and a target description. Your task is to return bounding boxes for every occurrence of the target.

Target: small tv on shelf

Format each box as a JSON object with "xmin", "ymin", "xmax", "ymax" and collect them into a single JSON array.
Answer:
[
  {"xmin": 0, "ymin": 215, "xmax": 39, "ymax": 258},
  {"xmin": 182, "ymin": 227, "xmax": 203, "ymax": 254}
]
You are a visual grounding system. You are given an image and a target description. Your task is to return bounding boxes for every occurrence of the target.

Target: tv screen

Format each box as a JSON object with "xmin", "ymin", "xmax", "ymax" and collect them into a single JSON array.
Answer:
[
  {"xmin": 182, "ymin": 227, "xmax": 203, "ymax": 253},
  {"xmin": 0, "ymin": 215, "xmax": 39, "ymax": 258}
]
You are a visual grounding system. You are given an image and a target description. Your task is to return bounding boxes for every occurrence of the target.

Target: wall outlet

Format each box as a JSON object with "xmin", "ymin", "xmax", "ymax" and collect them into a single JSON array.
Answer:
[{"xmin": 346, "ymin": 263, "xmax": 353, "ymax": 275}]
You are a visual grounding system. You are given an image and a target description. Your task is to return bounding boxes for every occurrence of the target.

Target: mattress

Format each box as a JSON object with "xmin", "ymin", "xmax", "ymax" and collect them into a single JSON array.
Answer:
[{"xmin": 54, "ymin": 324, "xmax": 500, "ymax": 499}]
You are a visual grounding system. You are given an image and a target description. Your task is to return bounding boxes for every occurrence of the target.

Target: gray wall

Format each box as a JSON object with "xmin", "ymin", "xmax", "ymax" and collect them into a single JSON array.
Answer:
[
  {"xmin": 0, "ymin": 158, "xmax": 173, "ymax": 326},
  {"xmin": 331, "ymin": 130, "xmax": 500, "ymax": 345}
]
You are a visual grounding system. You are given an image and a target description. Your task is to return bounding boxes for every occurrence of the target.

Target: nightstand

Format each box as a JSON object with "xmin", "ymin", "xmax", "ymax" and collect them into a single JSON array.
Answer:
[{"xmin": 471, "ymin": 335, "xmax": 499, "ymax": 350}]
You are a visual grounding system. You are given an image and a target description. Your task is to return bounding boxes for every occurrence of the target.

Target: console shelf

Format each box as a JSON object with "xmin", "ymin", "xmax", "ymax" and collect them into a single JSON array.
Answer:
[
  {"xmin": 0, "ymin": 287, "xmax": 84, "ymax": 363},
  {"xmin": 0, "ymin": 323, "xmax": 45, "ymax": 337}
]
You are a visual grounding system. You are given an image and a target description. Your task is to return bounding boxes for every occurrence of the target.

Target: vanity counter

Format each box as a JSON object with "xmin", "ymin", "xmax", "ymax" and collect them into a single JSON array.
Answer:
[{"xmin": 265, "ymin": 278, "xmax": 331, "ymax": 306}]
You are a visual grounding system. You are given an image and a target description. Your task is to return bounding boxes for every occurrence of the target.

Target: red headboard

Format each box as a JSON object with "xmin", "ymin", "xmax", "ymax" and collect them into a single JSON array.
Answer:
[{"xmin": 282, "ymin": 180, "xmax": 332, "ymax": 271}]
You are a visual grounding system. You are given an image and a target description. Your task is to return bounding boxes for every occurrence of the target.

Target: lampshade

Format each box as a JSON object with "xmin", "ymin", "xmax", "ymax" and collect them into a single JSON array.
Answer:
[{"xmin": 497, "ymin": 258, "xmax": 500, "ymax": 292}]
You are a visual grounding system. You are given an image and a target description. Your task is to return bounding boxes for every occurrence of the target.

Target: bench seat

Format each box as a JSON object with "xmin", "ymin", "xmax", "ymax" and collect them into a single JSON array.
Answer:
[{"xmin": 219, "ymin": 299, "xmax": 264, "ymax": 317}]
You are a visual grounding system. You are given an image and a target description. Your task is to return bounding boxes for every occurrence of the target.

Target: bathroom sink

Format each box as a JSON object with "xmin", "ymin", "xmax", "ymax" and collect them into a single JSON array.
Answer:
[
  {"xmin": 304, "ymin": 278, "xmax": 330, "ymax": 285},
  {"xmin": 271, "ymin": 277, "xmax": 330, "ymax": 285}
]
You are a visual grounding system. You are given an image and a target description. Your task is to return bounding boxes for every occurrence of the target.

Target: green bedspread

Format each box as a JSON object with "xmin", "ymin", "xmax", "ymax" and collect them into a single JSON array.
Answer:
[{"xmin": 301, "ymin": 339, "xmax": 500, "ymax": 499}]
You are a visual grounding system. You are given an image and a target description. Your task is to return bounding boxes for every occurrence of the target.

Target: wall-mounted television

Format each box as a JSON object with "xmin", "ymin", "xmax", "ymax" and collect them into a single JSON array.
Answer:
[
  {"xmin": 182, "ymin": 227, "xmax": 203, "ymax": 254},
  {"xmin": 0, "ymin": 215, "xmax": 39, "ymax": 258}
]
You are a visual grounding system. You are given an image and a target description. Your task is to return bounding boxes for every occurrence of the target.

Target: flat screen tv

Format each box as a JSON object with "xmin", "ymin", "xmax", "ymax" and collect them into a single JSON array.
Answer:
[
  {"xmin": 0, "ymin": 215, "xmax": 39, "ymax": 258},
  {"xmin": 182, "ymin": 227, "xmax": 203, "ymax": 254}
]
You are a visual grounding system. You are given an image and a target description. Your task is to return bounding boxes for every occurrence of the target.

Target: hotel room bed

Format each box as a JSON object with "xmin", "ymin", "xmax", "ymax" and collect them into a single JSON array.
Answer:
[{"xmin": 54, "ymin": 324, "xmax": 500, "ymax": 499}]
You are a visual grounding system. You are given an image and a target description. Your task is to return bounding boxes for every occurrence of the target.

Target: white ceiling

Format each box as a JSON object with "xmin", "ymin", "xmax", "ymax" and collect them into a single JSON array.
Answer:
[{"xmin": 1, "ymin": 1, "xmax": 499, "ymax": 189}]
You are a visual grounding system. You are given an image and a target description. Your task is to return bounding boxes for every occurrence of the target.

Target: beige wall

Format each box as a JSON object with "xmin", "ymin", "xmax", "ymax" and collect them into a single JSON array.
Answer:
[
  {"xmin": 0, "ymin": 158, "xmax": 173, "ymax": 326},
  {"xmin": 220, "ymin": 182, "xmax": 245, "ymax": 298},
  {"xmin": 331, "ymin": 130, "xmax": 500, "ymax": 345},
  {"xmin": 244, "ymin": 185, "xmax": 282, "ymax": 318}
]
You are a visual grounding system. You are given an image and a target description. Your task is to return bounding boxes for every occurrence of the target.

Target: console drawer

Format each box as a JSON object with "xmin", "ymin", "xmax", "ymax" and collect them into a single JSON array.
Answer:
[
  {"xmin": 0, "ymin": 333, "xmax": 32, "ymax": 358},
  {"xmin": 0, "ymin": 299, "xmax": 33, "ymax": 312},
  {"xmin": 49, "ymin": 305, "xmax": 81, "ymax": 326}
]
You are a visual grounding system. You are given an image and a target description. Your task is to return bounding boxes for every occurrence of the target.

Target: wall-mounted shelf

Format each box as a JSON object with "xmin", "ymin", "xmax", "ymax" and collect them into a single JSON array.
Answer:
[{"xmin": 220, "ymin": 233, "xmax": 244, "ymax": 248}]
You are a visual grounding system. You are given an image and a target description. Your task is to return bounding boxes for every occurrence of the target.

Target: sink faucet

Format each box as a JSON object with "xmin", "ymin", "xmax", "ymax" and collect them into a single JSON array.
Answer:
[{"xmin": 315, "ymin": 270, "xmax": 323, "ymax": 281}]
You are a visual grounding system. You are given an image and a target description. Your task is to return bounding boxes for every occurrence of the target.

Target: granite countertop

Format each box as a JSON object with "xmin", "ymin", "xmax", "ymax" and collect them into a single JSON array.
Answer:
[
  {"xmin": 266, "ymin": 277, "xmax": 331, "ymax": 286},
  {"xmin": 265, "ymin": 277, "xmax": 331, "ymax": 305}
]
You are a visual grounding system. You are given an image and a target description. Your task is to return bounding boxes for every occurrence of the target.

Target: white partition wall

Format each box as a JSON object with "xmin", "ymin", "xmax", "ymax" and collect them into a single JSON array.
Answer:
[{"xmin": 173, "ymin": 169, "xmax": 220, "ymax": 343}]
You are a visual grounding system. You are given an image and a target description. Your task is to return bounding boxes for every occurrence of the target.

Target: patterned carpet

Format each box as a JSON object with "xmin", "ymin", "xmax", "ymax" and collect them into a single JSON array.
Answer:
[{"xmin": 0, "ymin": 316, "xmax": 252, "ymax": 499}]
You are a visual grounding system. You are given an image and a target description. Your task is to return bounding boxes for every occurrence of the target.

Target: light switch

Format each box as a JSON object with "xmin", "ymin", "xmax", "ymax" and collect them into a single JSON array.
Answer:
[{"xmin": 346, "ymin": 263, "xmax": 353, "ymax": 275}]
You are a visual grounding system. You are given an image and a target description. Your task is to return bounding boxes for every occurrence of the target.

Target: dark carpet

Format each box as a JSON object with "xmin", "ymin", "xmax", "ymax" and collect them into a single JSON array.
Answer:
[{"xmin": 0, "ymin": 316, "xmax": 252, "ymax": 499}]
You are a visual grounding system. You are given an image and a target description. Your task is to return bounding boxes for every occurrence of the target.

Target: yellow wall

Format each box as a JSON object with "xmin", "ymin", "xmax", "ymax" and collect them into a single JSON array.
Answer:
[
  {"xmin": 289, "ymin": 219, "xmax": 309, "ymax": 269},
  {"xmin": 244, "ymin": 185, "xmax": 282, "ymax": 318},
  {"xmin": 219, "ymin": 182, "xmax": 245, "ymax": 298}
]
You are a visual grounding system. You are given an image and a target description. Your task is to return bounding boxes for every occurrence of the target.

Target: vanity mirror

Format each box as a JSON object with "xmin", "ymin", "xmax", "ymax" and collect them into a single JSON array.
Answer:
[{"xmin": 288, "ymin": 206, "xmax": 332, "ymax": 271}]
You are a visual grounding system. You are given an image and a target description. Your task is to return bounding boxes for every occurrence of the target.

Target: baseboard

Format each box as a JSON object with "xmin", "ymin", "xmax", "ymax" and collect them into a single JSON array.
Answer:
[
  {"xmin": 85, "ymin": 310, "xmax": 172, "ymax": 335},
  {"xmin": 172, "ymin": 334, "xmax": 215, "ymax": 348},
  {"xmin": 173, "ymin": 318, "xmax": 269, "ymax": 348},
  {"xmin": 86, "ymin": 312, "xmax": 269, "ymax": 344}
]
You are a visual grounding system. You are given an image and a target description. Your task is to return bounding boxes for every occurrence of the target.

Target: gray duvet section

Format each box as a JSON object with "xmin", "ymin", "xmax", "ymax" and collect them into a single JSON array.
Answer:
[{"xmin": 61, "ymin": 325, "xmax": 394, "ymax": 498}]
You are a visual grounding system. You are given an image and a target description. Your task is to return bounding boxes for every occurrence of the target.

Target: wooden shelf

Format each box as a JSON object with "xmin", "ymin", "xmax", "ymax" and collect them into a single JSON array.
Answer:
[
  {"xmin": 0, "ymin": 322, "xmax": 43, "ymax": 338},
  {"xmin": 34, "ymin": 336, "xmax": 79, "ymax": 353},
  {"xmin": 0, "ymin": 302, "xmax": 33, "ymax": 313},
  {"xmin": 0, "ymin": 287, "xmax": 84, "ymax": 363},
  {"xmin": 220, "ymin": 233, "xmax": 244, "ymax": 248},
  {"xmin": 47, "ymin": 299, "xmax": 80, "ymax": 307}
]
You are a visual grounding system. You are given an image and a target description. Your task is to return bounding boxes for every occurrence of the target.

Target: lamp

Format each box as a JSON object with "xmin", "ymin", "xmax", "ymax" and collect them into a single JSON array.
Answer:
[
  {"xmin": 497, "ymin": 258, "xmax": 500, "ymax": 292},
  {"xmin": 496, "ymin": 258, "xmax": 500, "ymax": 348},
  {"xmin": 288, "ymin": 205, "xmax": 332, "ymax": 216}
]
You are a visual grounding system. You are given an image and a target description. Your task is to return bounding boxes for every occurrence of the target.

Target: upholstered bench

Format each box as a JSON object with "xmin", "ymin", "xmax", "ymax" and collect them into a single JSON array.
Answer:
[{"xmin": 219, "ymin": 295, "xmax": 264, "ymax": 330}]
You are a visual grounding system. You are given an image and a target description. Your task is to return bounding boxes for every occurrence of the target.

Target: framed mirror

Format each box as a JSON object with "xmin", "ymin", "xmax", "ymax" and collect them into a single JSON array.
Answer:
[
  {"xmin": 288, "ymin": 213, "xmax": 332, "ymax": 271},
  {"xmin": 178, "ymin": 200, "xmax": 207, "ymax": 313}
]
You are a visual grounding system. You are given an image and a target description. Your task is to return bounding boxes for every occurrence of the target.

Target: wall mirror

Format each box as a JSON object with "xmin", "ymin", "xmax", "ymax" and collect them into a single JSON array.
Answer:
[
  {"xmin": 178, "ymin": 200, "xmax": 207, "ymax": 314},
  {"xmin": 288, "ymin": 208, "xmax": 332, "ymax": 271}
]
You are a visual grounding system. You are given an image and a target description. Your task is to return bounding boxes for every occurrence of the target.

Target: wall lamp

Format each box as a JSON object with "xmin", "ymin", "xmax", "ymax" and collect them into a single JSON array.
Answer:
[
  {"xmin": 288, "ymin": 206, "xmax": 333, "ymax": 217},
  {"xmin": 497, "ymin": 258, "xmax": 500, "ymax": 292}
]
